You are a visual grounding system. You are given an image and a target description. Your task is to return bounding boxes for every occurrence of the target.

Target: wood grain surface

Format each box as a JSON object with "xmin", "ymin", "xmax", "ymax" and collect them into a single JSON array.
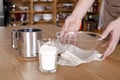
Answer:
[{"xmin": 0, "ymin": 24, "xmax": 120, "ymax": 80}]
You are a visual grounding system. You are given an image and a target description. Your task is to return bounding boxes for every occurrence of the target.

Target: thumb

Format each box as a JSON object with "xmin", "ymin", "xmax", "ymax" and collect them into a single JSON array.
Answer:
[{"xmin": 101, "ymin": 26, "xmax": 113, "ymax": 39}]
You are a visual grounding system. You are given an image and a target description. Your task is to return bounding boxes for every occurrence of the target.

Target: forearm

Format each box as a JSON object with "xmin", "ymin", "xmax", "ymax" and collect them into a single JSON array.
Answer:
[
  {"xmin": 112, "ymin": 16, "xmax": 120, "ymax": 26},
  {"xmin": 71, "ymin": 0, "xmax": 95, "ymax": 20}
]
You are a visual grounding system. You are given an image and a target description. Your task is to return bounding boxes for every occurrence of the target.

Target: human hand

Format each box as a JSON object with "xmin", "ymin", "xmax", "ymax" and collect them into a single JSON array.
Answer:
[
  {"xmin": 60, "ymin": 15, "xmax": 82, "ymax": 40},
  {"xmin": 59, "ymin": 14, "xmax": 81, "ymax": 44},
  {"xmin": 61, "ymin": 15, "xmax": 82, "ymax": 32},
  {"xmin": 101, "ymin": 17, "xmax": 120, "ymax": 58}
]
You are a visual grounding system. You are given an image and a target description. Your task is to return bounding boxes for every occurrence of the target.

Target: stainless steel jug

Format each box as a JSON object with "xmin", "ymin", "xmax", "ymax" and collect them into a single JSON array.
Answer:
[{"xmin": 11, "ymin": 28, "xmax": 42, "ymax": 59}]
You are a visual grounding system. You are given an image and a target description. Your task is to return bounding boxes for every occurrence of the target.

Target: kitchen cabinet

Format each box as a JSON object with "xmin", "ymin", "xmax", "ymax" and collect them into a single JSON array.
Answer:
[
  {"xmin": 5, "ymin": 0, "xmax": 31, "ymax": 26},
  {"xmin": 33, "ymin": 0, "xmax": 56, "ymax": 25},
  {"xmin": 56, "ymin": 0, "xmax": 77, "ymax": 27},
  {"xmin": 5, "ymin": 0, "xmax": 77, "ymax": 26},
  {"xmin": 5, "ymin": 0, "xmax": 101, "ymax": 33}
]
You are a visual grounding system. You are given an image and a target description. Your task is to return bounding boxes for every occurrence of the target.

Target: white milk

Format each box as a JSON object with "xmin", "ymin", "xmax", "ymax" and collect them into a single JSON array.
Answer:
[{"xmin": 39, "ymin": 44, "xmax": 57, "ymax": 70}]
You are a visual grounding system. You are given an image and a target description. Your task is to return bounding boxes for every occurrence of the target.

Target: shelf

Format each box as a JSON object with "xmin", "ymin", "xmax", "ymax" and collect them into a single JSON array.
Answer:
[
  {"xmin": 57, "ymin": 0, "xmax": 75, "ymax": 3},
  {"xmin": 56, "ymin": 23, "xmax": 64, "ymax": 27},
  {"xmin": 34, "ymin": 10, "xmax": 54, "ymax": 13},
  {"xmin": 34, "ymin": 19, "xmax": 53, "ymax": 22},
  {"xmin": 34, "ymin": 3, "xmax": 54, "ymax": 5},
  {"xmin": 57, "ymin": 20, "xmax": 65, "ymax": 23},
  {"xmin": 55, "ymin": 0, "xmax": 77, "ymax": 26},
  {"xmin": 5, "ymin": 0, "xmax": 77, "ymax": 26},
  {"xmin": 34, "ymin": 20, "xmax": 54, "ymax": 24},
  {"xmin": 10, "ymin": 11, "xmax": 30, "ymax": 13},
  {"xmin": 33, "ymin": 1, "xmax": 54, "ymax": 3},
  {"xmin": 9, "ymin": 21, "xmax": 29, "ymax": 24},
  {"xmin": 6, "ymin": 0, "xmax": 31, "ymax": 3},
  {"xmin": 57, "ymin": 10, "xmax": 73, "ymax": 13},
  {"xmin": 85, "ymin": 21, "xmax": 98, "ymax": 24}
]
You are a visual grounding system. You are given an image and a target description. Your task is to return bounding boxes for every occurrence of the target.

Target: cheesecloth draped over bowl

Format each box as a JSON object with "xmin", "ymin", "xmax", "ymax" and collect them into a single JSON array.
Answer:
[{"xmin": 56, "ymin": 31, "xmax": 103, "ymax": 66}]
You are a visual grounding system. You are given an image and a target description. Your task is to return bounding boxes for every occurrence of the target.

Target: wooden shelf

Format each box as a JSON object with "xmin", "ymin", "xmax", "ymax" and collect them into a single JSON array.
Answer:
[
  {"xmin": 85, "ymin": 21, "xmax": 98, "ymax": 24},
  {"xmin": 57, "ymin": 0, "xmax": 75, "ymax": 3},
  {"xmin": 56, "ymin": 0, "xmax": 77, "ymax": 26},
  {"xmin": 57, "ymin": 10, "xmax": 73, "ymax": 13},
  {"xmin": 34, "ymin": 10, "xmax": 54, "ymax": 13},
  {"xmin": 34, "ymin": 20, "xmax": 54, "ymax": 23},
  {"xmin": 5, "ymin": 0, "xmax": 77, "ymax": 26},
  {"xmin": 34, "ymin": 20, "xmax": 54, "ymax": 25},
  {"xmin": 57, "ymin": 20, "xmax": 65, "ymax": 23},
  {"xmin": 10, "ymin": 21, "xmax": 29, "ymax": 23},
  {"xmin": 33, "ymin": 1, "xmax": 54, "ymax": 3},
  {"xmin": 10, "ymin": 11, "xmax": 30, "ymax": 13},
  {"xmin": 6, "ymin": 0, "xmax": 31, "ymax": 3}
]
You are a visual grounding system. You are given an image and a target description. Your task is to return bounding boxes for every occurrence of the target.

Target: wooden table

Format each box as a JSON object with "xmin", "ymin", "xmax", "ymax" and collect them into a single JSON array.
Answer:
[{"xmin": 0, "ymin": 24, "xmax": 120, "ymax": 80}]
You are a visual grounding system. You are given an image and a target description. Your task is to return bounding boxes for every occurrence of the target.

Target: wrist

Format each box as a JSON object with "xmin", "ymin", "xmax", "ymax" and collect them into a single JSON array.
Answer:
[
  {"xmin": 115, "ymin": 16, "xmax": 120, "ymax": 23},
  {"xmin": 70, "ymin": 13, "xmax": 83, "ymax": 22},
  {"xmin": 117, "ymin": 16, "xmax": 120, "ymax": 20}
]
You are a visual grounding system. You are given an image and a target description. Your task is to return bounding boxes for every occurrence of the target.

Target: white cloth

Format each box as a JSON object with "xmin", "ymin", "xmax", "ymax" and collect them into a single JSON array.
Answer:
[{"xmin": 57, "ymin": 45, "xmax": 103, "ymax": 66}]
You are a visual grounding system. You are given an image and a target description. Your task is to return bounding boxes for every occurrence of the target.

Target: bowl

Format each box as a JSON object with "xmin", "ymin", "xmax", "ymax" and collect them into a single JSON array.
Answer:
[
  {"xmin": 56, "ymin": 31, "xmax": 102, "ymax": 60},
  {"xmin": 34, "ymin": 6, "xmax": 45, "ymax": 11},
  {"xmin": 33, "ymin": 14, "xmax": 42, "ymax": 22},
  {"xmin": 47, "ymin": 0, "xmax": 53, "ymax": 2},
  {"xmin": 34, "ymin": 0, "xmax": 39, "ymax": 2},
  {"xmin": 42, "ymin": 14, "xmax": 52, "ymax": 21},
  {"xmin": 40, "ymin": 0, "xmax": 47, "ymax": 2}
]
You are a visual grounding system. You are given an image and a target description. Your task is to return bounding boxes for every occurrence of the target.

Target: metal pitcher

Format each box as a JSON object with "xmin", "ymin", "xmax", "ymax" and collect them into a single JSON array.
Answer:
[{"xmin": 11, "ymin": 28, "xmax": 42, "ymax": 58}]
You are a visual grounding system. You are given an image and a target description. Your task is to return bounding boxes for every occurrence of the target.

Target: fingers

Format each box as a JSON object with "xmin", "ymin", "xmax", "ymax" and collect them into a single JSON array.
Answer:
[
  {"xmin": 62, "ymin": 32, "xmax": 69, "ymax": 44},
  {"xmin": 61, "ymin": 15, "xmax": 81, "ymax": 33},
  {"xmin": 101, "ymin": 40, "xmax": 110, "ymax": 47},
  {"xmin": 101, "ymin": 24, "xmax": 115, "ymax": 58},
  {"xmin": 101, "ymin": 24, "xmax": 113, "ymax": 39},
  {"xmin": 61, "ymin": 18, "xmax": 70, "ymax": 33},
  {"xmin": 59, "ymin": 31, "xmax": 78, "ymax": 45},
  {"xmin": 101, "ymin": 21, "xmax": 120, "ymax": 58},
  {"xmin": 102, "ymin": 39, "xmax": 118, "ymax": 58}
]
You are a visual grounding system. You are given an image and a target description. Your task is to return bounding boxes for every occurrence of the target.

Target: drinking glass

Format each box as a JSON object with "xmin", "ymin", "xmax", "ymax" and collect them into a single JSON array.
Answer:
[{"xmin": 38, "ymin": 38, "xmax": 58, "ymax": 73}]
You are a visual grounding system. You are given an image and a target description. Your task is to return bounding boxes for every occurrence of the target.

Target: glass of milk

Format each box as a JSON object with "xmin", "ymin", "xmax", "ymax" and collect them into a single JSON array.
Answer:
[{"xmin": 38, "ymin": 38, "xmax": 58, "ymax": 73}]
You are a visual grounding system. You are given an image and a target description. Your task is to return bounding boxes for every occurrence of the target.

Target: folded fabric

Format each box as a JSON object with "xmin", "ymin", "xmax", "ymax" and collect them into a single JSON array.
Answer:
[{"xmin": 57, "ymin": 45, "xmax": 103, "ymax": 66}]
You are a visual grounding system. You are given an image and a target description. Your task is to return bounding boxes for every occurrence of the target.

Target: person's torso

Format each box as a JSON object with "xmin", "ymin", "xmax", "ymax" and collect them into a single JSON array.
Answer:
[
  {"xmin": 105, "ymin": 0, "xmax": 120, "ymax": 18},
  {"xmin": 106, "ymin": 0, "xmax": 120, "ymax": 7},
  {"xmin": 103, "ymin": 0, "xmax": 120, "ymax": 26}
]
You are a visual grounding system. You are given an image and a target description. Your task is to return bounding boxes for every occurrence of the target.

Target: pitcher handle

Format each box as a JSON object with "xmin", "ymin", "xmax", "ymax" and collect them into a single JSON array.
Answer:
[{"xmin": 11, "ymin": 30, "xmax": 18, "ymax": 49}]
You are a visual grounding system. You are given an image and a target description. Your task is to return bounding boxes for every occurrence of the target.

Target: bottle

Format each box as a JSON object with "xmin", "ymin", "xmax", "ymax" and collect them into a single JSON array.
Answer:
[
  {"xmin": 93, "ymin": 0, "xmax": 99, "ymax": 13},
  {"xmin": 88, "ymin": 13, "xmax": 94, "ymax": 22},
  {"xmin": 86, "ymin": 23, "xmax": 90, "ymax": 31}
]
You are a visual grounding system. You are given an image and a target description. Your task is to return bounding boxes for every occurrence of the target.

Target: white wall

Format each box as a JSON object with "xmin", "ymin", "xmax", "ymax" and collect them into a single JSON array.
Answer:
[{"xmin": 0, "ymin": 0, "xmax": 3, "ymax": 14}]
